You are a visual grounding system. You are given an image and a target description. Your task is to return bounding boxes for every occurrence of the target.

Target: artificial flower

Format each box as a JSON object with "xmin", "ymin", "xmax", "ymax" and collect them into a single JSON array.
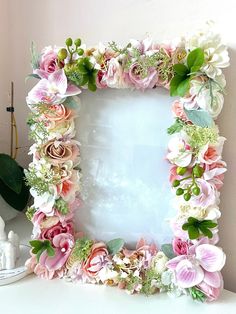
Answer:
[
  {"xmin": 167, "ymin": 134, "xmax": 193, "ymax": 167},
  {"xmin": 128, "ymin": 62, "xmax": 158, "ymax": 90},
  {"xmin": 27, "ymin": 69, "xmax": 81, "ymax": 105}
]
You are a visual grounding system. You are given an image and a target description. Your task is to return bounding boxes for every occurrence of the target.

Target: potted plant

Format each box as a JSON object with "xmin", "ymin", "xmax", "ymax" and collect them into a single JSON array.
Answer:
[{"xmin": 0, "ymin": 153, "xmax": 30, "ymax": 221}]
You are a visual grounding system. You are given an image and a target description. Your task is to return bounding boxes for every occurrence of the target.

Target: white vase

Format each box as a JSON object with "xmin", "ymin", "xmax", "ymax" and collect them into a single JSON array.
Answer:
[{"xmin": 0, "ymin": 196, "xmax": 19, "ymax": 222}]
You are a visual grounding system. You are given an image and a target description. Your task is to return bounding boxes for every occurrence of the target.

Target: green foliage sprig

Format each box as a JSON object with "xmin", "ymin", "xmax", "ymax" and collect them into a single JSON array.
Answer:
[
  {"xmin": 170, "ymin": 48, "xmax": 205, "ymax": 97},
  {"xmin": 55, "ymin": 198, "xmax": 69, "ymax": 215},
  {"xmin": 70, "ymin": 238, "xmax": 93, "ymax": 262},
  {"xmin": 30, "ymin": 239, "xmax": 55, "ymax": 262},
  {"xmin": 167, "ymin": 118, "xmax": 186, "ymax": 135},
  {"xmin": 182, "ymin": 217, "xmax": 217, "ymax": 240},
  {"xmin": 188, "ymin": 287, "xmax": 207, "ymax": 302}
]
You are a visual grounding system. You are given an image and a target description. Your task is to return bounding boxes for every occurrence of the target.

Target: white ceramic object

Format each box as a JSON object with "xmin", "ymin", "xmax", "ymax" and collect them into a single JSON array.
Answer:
[
  {"xmin": 76, "ymin": 89, "xmax": 176, "ymax": 246},
  {"xmin": 0, "ymin": 244, "xmax": 30, "ymax": 286}
]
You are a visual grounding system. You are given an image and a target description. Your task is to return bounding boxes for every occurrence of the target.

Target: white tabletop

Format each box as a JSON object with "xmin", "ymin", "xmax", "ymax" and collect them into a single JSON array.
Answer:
[{"xmin": 1, "ymin": 214, "xmax": 236, "ymax": 314}]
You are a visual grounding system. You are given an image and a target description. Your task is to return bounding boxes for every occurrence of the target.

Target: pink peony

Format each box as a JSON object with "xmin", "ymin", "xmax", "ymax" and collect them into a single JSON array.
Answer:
[
  {"xmin": 40, "ymin": 221, "xmax": 74, "ymax": 241},
  {"xmin": 172, "ymin": 238, "xmax": 190, "ymax": 255},
  {"xmin": 128, "ymin": 62, "xmax": 158, "ymax": 90},
  {"xmin": 34, "ymin": 46, "xmax": 63, "ymax": 79},
  {"xmin": 39, "ymin": 233, "xmax": 74, "ymax": 271},
  {"xmin": 83, "ymin": 242, "xmax": 109, "ymax": 277}
]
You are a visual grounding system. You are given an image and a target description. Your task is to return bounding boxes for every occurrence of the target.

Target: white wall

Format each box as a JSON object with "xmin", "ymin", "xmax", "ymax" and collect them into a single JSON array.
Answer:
[{"xmin": 1, "ymin": 0, "xmax": 236, "ymax": 292}]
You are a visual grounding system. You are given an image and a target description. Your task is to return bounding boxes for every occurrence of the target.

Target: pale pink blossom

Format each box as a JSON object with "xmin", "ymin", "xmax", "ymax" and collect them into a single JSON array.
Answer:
[
  {"xmin": 27, "ymin": 69, "xmax": 81, "ymax": 105},
  {"xmin": 83, "ymin": 242, "xmax": 109, "ymax": 277},
  {"xmin": 128, "ymin": 62, "xmax": 158, "ymax": 90},
  {"xmin": 172, "ymin": 100, "xmax": 188, "ymax": 121},
  {"xmin": 198, "ymin": 137, "xmax": 225, "ymax": 165},
  {"xmin": 39, "ymin": 233, "xmax": 74, "ymax": 271},
  {"xmin": 34, "ymin": 46, "xmax": 63, "ymax": 79},
  {"xmin": 203, "ymin": 161, "xmax": 227, "ymax": 190},
  {"xmin": 166, "ymin": 240, "xmax": 225, "ymax": 290},
  {"xmin": 40, "ymin": 221, "xmax": 74, "ymax": 241},
  {"xmin": 172, "ymin": 238, "xmax": 190, "ymax": 255},
  {"xmin": 56, "ymin": 170, "xmax": 80, "ymax": 202},
  {"xmin": 167, "ymin": 135, "xmax": 193, "ymax": 167}
]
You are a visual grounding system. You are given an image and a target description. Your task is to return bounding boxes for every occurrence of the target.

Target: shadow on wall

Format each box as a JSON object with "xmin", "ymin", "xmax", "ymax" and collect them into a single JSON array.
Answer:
[{"xmin": 218, "ymin": 47, "xmax": 236, "ymax": 293}]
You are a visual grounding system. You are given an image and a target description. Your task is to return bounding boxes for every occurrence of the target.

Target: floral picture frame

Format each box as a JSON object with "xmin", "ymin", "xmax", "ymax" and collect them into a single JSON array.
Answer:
[{"xmin": 25, "ymin": 25, "xmax": 229, "ymax": 302}]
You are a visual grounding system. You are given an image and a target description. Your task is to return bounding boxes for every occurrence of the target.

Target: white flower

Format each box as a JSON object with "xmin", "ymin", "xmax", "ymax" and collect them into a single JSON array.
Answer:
[
  {"xmin": 167, "ymin": 134, "xmax": 193, "ymax": 167},
  {"xmin": 103, "ymin": 58, "xmax": 128, "ymax": 89},
  {"xmin": 30, "ymin": 187, "xmax": 57, "ymax": 216},
  {"xmin": 152, "ymin": 252, "xmax": 169, "ymax": 274},
  {"xmin": 98, "ymin": 266, "xmax": 119, "ymax": 283},
  {"xmin": 190, "ymin": 76, "xmax": 225, "ymax": 119},
  {"xmin": 178, "ymin": 202, "xmax": 221, "ymax": 221},
  {"xmin": 186, "ymin": 30, "xmax": 229, "ymax": 79}
]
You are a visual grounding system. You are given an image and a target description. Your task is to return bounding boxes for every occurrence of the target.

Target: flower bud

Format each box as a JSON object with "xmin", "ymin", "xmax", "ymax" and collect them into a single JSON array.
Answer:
[
  {"xmin": 58, "ymin": 48, "xmax": 68, "ymax": 60},
  {"xmin": 176, "ymin": 166, "xmax": 187, "ymax": 176},
  {"xmin": 74, "ymin": 38, "xmax": 82, "ymax": 47},
  {"xmin": 65, "ymin": 38, "xmax": 73, "ymax": 47}
]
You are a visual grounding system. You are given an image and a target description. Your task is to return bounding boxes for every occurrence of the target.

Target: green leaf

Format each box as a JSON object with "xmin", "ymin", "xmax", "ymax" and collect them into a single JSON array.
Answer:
[
  {"xmin": 188, "ymin": 225, "xmax": 200, "ymax": 240},
  {"xmin": 177, "ymin": 78, "xmax": 190, "ymax": 97},
  {"xmin": 173, "ymin": 64, "xmax": 189, "ymax": 76},
  {"xmin": 200, "ymin": 220, "xmax": 217, "ymax": 228},
  {"xmin": 63, "ymin": 96, "xmax": 80, "ymax": 110},
  {"xmin": 167, "ymin": 118, "xmax": 185, "ymax": 135},
  {"xmin": 182, "ymin": 223, "xmax": 190, "ymax": 231},
  {"xmin": 188, "ymin": 217, "xmax": 199, "ymax": 224},
  {"xmin": 198, "ymin": 225, "xmax": 213, "ymax": 238},
  {"xmin": 107, "ymin": 238, "xmax": 124, "ymax": 255},
  {"xmin": 29, "ymin": 240, "xmax": 44, "ymax": 251},
  {"xmin": 77, "ymin": 63, "xmax": 88, "ymax": 74},
  {"xmin": 184, "ymin": 108, "xmax": 214, "ymax": 127},
  {"xmin": 25, "ymin": 73, "xmax": 41, "ymax": 82},
  {"xmin": 0, "ymin": 154, "xmax": 23, "ymax": 193},
  {"xmin": 46, "ymin": 245, "xmax": 55, "ymax": 257},
  {"xmin": 170, "ymin": 75, "xmax": 185, "ymax": 96},
  {"xmin": 187, "ymin": 48, "xmax": 205, "ymax": 70},
  {"xmin": 88, "ymin": 82, "xmax": 97, "ymax": 92},
  {"xmin": 161, "ymin": 243, "xmax": 176, "ymax": 259}
]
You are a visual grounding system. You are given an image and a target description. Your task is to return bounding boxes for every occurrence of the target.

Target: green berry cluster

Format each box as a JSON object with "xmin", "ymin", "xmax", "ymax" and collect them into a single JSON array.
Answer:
[
  {"xmin": 58, "ymin": 37, "xmax": 84, "ymax": 62},
  {"xmin": 172, "ymin": 164, "xmax": 204, "ymax": 201}
]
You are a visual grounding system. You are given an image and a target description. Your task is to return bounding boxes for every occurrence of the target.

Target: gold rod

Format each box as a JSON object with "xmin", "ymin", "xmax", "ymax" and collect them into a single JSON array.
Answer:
[{"xmin": 10, "ymin": 81, "xmax": 14, "ymax": 158}]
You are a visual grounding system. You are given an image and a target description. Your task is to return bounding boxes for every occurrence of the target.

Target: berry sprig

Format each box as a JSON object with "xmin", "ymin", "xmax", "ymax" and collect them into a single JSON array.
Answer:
[
  {"xmin": 172, "ymin": 164, "xmax": 204, "ymax": 201},
  {"xmin": 58, "ymin": 37, "xmax": 84, "ymax": 63}
]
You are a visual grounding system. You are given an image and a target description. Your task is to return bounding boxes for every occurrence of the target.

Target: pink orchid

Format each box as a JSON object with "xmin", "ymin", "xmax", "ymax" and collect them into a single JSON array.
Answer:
[
  {"xmin": 166, "ymin": 239, "xmax": 225, "ymax": 290},
  {"xmin": 39, "ymin": 233, "xmax": 74, "ymax": 271},
  {"xmin": 27, "ymin": 69, "xmax": 81, "ymax": 105}
]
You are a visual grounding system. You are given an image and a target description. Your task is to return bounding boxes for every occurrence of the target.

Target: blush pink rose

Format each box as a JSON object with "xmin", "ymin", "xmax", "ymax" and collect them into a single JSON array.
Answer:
[
  {"xmin": 197, "ymin": 280, "xmax": 222, "ymax": 302},
  {"xmin": 40, "ymin": 221, "xmax": 74, "ymax": 241},
  {"xmin": 172, "ymin": 238, "xmax": 190, "ymax": 255},
  {"xmin": 172, "ymin": 100, "xmax": 188, "ymax": 121},
  {"xmin": 40, "ymin": 140, "xmax": 80, "ymax": 165},
  {"xmin": 44, "ymin": 104, "xmax": 73, "ymax": 122},
  {"xmin": 39, "ymin": 233, "xmax": 74, "ymax": 271},
  {"xmin": 83, "ymin": 242, "xmax": 109, "ymax": 277},
  {"xmin": 34, "ymin": 47, "xmax": 63, "ymax": 79},
  {"xmin": 128, "ymin": 62, "xmax": 158, "ymax": 90}
]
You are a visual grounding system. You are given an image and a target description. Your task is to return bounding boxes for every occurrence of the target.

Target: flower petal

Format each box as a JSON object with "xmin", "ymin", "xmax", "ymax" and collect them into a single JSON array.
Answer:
[
  {"xmin": 48, "ymin": 69, "xmax": 67, "ymax": 95},
  {"xmin": 175, "ymin": 259, "xmax": 204, "ymax": 288},
  {"xmin": 27, "ymin": 79, "xmax": 50, "ymax": 104},
  {"xmin": 196, "ymin": 244, "xmax": 226, "ymax": 272},
  {"xmin": 204, "ymin": 271, "xmax": 222, "ymax": 288},
  {"xmin": 166, "ymin": 255, "xmax": 186, "ymax": 270},
  {"xmin": 65, "ymin": 84, "xmax": 81, "ymax": 97}
]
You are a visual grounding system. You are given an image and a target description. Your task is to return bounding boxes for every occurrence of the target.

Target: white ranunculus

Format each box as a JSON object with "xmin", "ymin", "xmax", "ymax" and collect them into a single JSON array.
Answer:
[
  {"xmin": 186, "ymin": 29, "xmax": 229, "ymax": 79},
  {"xmin": 152, "ymin": 252, "xmax": 169, "ymax": 274},
  {"xmin": 103, "ymin": 58, "xmax": 128, "ymax": 89},
  {"xmin": 167, "ymin": 134, "xmax": 193, "ymax": 167},
  {"xmin": 190, "ymin": 77, "xmax": 225, "ymax": 119}
]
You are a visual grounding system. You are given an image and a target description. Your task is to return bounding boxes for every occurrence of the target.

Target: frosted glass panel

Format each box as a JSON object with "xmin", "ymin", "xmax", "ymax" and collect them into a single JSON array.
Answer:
[{"xmin": 76, "ymin": 88, "xmax": 175, "ymax": 246}]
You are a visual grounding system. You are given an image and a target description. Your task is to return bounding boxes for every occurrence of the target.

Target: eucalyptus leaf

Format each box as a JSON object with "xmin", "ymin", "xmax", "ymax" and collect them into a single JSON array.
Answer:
[
  {"xmin": 64, "ymin": 96, "xmax": 81, "ymax": 110},
  {"xmin": 161, "ymin": 243, "xmax": 176, "ymax": 259},
  {"xmin": 184, "ymin": 108, "xmax": 214, "ymax": 127},
  {"xmin": 107, "ymin": 238, "xmax": 124, "ymax": 255}
]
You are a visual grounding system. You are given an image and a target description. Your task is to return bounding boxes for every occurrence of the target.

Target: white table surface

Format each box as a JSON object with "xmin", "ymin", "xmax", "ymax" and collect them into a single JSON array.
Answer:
[{"xmin": 1, "ymin": 213, "xmax": 236, "ymax": 314}]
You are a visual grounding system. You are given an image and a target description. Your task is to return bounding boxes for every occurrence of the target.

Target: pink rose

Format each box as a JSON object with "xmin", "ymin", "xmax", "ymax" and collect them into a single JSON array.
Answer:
[
  {"xmin": 40, "ymin": 221, "xmax": 74, "ymax": 241},
  {"xmin": 128, "ymin": 62, "xmax": 158, "ymax": 90},
  {"xmin": 44, "ymin": 104, "xmax": 73, "ymax": 122},
  {"xmin": 197, "ymin": 279, "xmax": 222, "ymax": 302},
  {"xmin": 102, "ymin": 58, "xmax": 128, "ymax": 89},
  {"xmin": 172, "ymin": 100, "xmax": 188, "ymax": 121},
  {"xmin": 40, "ymin": 140, "xmax": 79, "ymax": 165},
  {"xmin": 39, "ymin": 233, "xmax": 74, "ymax": 271},
  {"xmin": 83, "ymin": 242, "xmax": 109, "ymax": 277},
  {"xmin": 34, "ymin": 47, "xmax": 63, "ymax": 79},
  {"xmin": 172, "ymin": 238, "xmax": 190, "ymax": 255}
]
